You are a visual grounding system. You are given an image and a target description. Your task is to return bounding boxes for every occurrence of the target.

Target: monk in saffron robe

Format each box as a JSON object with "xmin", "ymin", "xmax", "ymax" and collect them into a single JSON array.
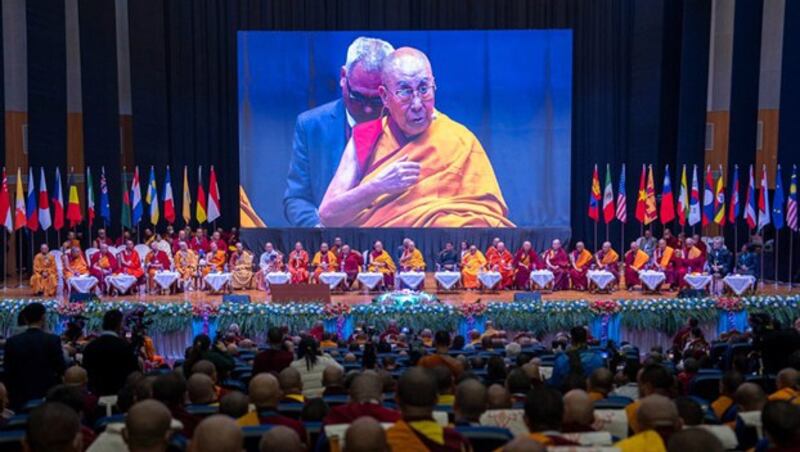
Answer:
[
  {"xmin": 488, "ymin": 241, "xmax": 514, "ymax": 289},
  {"xmin": 229, "ymin": 242, "xmax": 254, "ymax": 290},
  {"xmin": 288, "ymin": 242, "xmax": 310, "ymax": 284},
  {"xmin": 174, "ymin": 241, "xmax": 199, "ymax": 291},
  {"xmin": 145, "ymin": 242, "xmax": 173, "ymax": 292},
  {"xmin": 338, "ymin": 245, "xmax": 363, "ymax": 288},
  {"xmin": 368, "ymin": 241, "xmax": 396, "ymax": 289},
  {"xmin": 679, "ymin": 238, "xmax": 706, "ymax": 288},
  {"xmin": 484, "ymin": 237, "xmax": 501, "ymax": 263},
  {"xmin": 568, "ymin": 241, "xmax": 593, "ymax": 291},
  {"xmin": 204, "ymin": 242, "xmax": 227, "ymax": 274},
  {"xmin": 318, "ymin": 47, "xmax": 513, "ymax": 228},
  {"xmin": 593, "ymin": 241, "xmax": 620, "ymax": 287},
  {"xmin": 513, "ymin": 241, "xmax": 540, "ymax": 290},
  {"xmin": 461, "ymin": 245, "xmax": 487, "ymax": 290},
  {"xmin": 652, "ymin": 239, "xmax": 676, "ymax": 289},
  {"xmin": 63, "ymin": 247, "xmax": 89, "ymax": 279},
  {"xmin": 118, "ymin": 240, "xmax": 145, "ymax": 293},
  {"xmin": 399, "ymin": 241, "xmax": 425, "ymax": 271},
  {"xmin": 89, "ymin": 244, "xmax": 119, "ymax": 294},
  {"xmin": 543, "ymin": 239, "xmax": 570, "ymax": 291},
  {"xmin": 624, "ymin": 242, "xmax": 651, "ymax": 290},
  {"xmin": 31, "ymin": 244, "xmax": 58, "ymax": 297},
  {"xmin": 312, "ymin": 242, "xmax": 339, "ymax": 284}
]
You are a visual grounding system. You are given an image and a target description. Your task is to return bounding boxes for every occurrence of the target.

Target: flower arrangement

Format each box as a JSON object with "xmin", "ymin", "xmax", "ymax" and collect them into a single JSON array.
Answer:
[
  {"xmin": 323, "ymin": 302, "xmax": 351, "ymax": 319},
  {"xmin": 716, "ymin": 298, "xmax": 744, "ymax": 312},
  {"xmin": 372, "ymin": 291, "xmax": 439, "ymax": 306},
  {"xmin": 459, "ymin": 302, "xmax": 488, "ymax": 318},
  {"xmin": 192, "ymin": 303, "xmax": 219, "ymax": 318},
  {"xmin": 589, "ymin": 300, "xmax": 621, "ymax": 315}
]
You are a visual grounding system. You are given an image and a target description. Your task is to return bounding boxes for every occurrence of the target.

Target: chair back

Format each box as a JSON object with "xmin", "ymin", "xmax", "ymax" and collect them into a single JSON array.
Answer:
[
  {"xmin": 455, "ymin": 426, "xmax": 514, "ymax": 451},
  {"xmin": 134, "ymin": 244, "xmax": 151, "ymax": 263},
  {"xmin": 592, "ymin": 409, "xmax": 628, "ymax": 439},
  {"xmin": 85, "ymin": 247, "xmax": 99, "ymax": 263},
  {"xmin": 689, "ymin": 374, "xmax": 721, "ymax": 402},
  {"xmin": 242, "ymin": 425, "xmax": 273, "ymax": 452}
]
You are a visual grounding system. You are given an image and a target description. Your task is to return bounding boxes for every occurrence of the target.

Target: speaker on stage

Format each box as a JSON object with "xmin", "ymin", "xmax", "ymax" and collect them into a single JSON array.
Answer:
[
  {"xmin": 513, "ymin": 292, "xmax": 542, "ymax": 303},
  {"xmin": 223, "ymin": 294, "xmax": 251, "ymax": 304},
  {"xmin": 69, "ymin": 293, "xmax": 100, "ymax": 303}
]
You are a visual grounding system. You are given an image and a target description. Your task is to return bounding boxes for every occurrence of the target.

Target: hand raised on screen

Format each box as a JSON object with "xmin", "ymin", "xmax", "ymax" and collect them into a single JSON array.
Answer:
[{"xmin": 371, "ymin": 156, "xmax": 421, "ymax": 195}]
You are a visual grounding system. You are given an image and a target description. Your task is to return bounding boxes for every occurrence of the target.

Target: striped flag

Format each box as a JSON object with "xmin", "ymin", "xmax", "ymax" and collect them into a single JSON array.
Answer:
[
  {"xmin": 182, "ymin": 166, "xmax": 191, "ymax": 224},
  {"xmin": 602, "ymin": 164, "xmax": 615, "ymax": 224},
  {"xmin": 52, "ymin": 168, "xmax": 64, "ymax": 230},
  {"xmin": 121, "ymin": 170, "xmax": 131, "ymax": 230},
  {"xmin": 758, "ymin": 165, "xmax": 771, "ymax": 232},
  {"xmin": 99, "ymin": 167, "xmax": 111, "ymax": 224},
  {"xmin": 163, "ymin": 167, "xmax": 176, "ymax": 224},
  {"xmin": 0, "ymin": 169, "xmax": 11, "ymax": 232},
  {"xmin": 588, "ymin": 164, "xmax": 600, "ymax": 222},
  {"xmin": 773, "ymin": 165, "xmax": 785, "ymax": 230},
  {"xmin": 660, "ymin": 164, "xmax": 675, "ymax": 224},
  {"xmin": 644, "ymin": 165, "xmax": 657, "ymax": 225},
  {"xmin": 38, "ymin": 167, "xmax": 51, "ymax": 231},
  {"xmin": 713, "ymin": 165, "xmax": 726, "ymax": 226},
  {"xmin": 146, "ymin": 166, "xmax": 159, "ymax": 225},
  {"xmin": 744, "ymin": 165, "xmax": 757, "ymax": 230},
  {"xmin": 689, "ymin": 165, "xmax": 701, "ymax": 226},
  {"xmin": 131, "ymin": 167, "xmax": 142, "ymax": 226},
  {"xmin": 207, "ymin": 165, "xmax": 221, "ymax": 223},
  {"xmin": 677, "ymin": 164, "xmax": 689, "ymax": 226},
  {"xmin": 26, "ymin": 167, "xmax": 38, "ymax": 231},
  {"xmin": 14, "ymin": 168, "xmax": 27, "ymax": 230},
  {"xmin": 728, "ymin": 165, "xmax": 739, "ymax": 225},
  {"xmin": 635, "ymin": 164, "xmax": 647, "ymax": 224},
  {"xmin": 66, "ymin": 170, "xmax": 82, "ymax": 227},
  {"xmin": 616, "ymin": 164, "xmax": 627, "ymax": 223},
  {"xmin": 788, "ymin": 165, "xmax": 798, "ymax": 232},
  {"xmin": 86, "ymin": 167, "xmax": 95, "ymax": 226},
  {"xmin": 702, "ymin": 165, "xmax": 715, "ymax": 226},
  {"xmin": 196, "ymin": 166, "xmax": 207, "ymax": 224}
]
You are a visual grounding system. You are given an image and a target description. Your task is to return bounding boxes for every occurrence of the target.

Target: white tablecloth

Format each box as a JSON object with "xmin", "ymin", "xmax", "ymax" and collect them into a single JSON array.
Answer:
[
  {"xmin": 319, "ymin": 272, "xmax": 347, "ymax": 289},
  {"xmin": 530, "ymin": 270, "xmax": 554, "ymax": 289},
  {"xmin": 153, "ymin": 271, "xmax": 180, "ymax": 290},
  {"xmin": 204, "ymin": 272, "xmax": 231, "ymax": 291},
  {"xmin": 478, "ymin": 271, "xmax": 502, "ymax": 289},
  {"xmin": 398, "ymin": 271, "xmax": 426, "ymax": 289},
  {"xmin": 639, "ymin": 270, "xmax": 666, "ymax": 290},
  {"xmin": 107, "ymin": 274, "xmax": 137, "ymax": 293},
  {"xmin": 356, "ymin": 272, "xmax": 384, "ymax": 289},
  {"xmin": 724, "ymin": 274, "xmax": 757, "ymax": 295},
  {"xmin": 69, "ymin": 275, "xmax": 99, "ymax": 293},
  {"xmin": 587, "ymin": 270, "xmax": 616, "ymax": 290},
  {"xmin": 434, "ymin": 271, "xmax": 461, "ymax": 290},
  {"xmin": 684, "ymin": 273, "xmax": 713, "ymax": 290},
  {"xmin": 266, "ymin": 272, "xmax": 291, "ymax": 285}
]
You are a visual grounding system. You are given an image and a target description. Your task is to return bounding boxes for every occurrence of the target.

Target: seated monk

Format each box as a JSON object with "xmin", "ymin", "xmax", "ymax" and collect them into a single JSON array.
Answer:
[
  {"xmin": 63, "ymin": 246, "xmax": 90, "ymax": 279},
  {"xmin": 513, "ymin": 241, "xmax": 540, "ymax": 290},
  {"xmin": 367, "ymin": 241, "xmax": 396, "ymax": 289},
  {"xmin": 89, "ymin": 244, "xmax": 119, "ymax": 294},
  {"xmin": 679, "ymin": 238, "xmax": 706, "ymax": 288},
  {"xmin": 31, "ymin": 244, "xmax": 58, "ymax": 297},
  {"xmin": 66, "ymin": 231, "xmax": 81, "ymax": 250},
  {"xmin": 568, "ymin": 241, "xmax": 593, "ymax": 291},
  {"xmin": 229, "ymin": 242, "xmax": 254, "ymax": 290},
  {"xmin": 145, "ymin": 242, "xmax": 172, "ymax": 293},
  {"xmin": 488, "ymin": 241, "xmax": 514, "ymax": 289},
  {"xmin": 317, "ymin": 47, "xmax": 514, "ymax": 228},
  {"xmin": 461, "ymin": 245, "xmax": 486, "ymax": 290},
  {"xmin": 543, "ymin": 239, "xmax": 570, "ymax": 291},
  {"xmin": 624, "ymin": 241, "xmax": 651, "ymax": 290},
  {"xmin": 204, "ymin": 242, "xmax": 227, "ymax": 274},
  {"xmin": 484, "ymin": 237, "xmax": 501, "ymax": 263},
  {"xmin": 593, "ymin": 241, "xmax": 620, "ymax": 288},
  {"xmin": 338, "ymin": 245, "xmax": 363, "ymax": 289},
  {"xmin": 256, "ymin": 242, "xmax": 283, "ymax": 291},
  {"xmin": 174, "ymin": 241, "xmax": 199, "ymax": 291},
  {"xmin": 436, "ymin": 242, "xmax": 459, "ymax": 272},
  {"xmin": 399, "ymin": 241, "xmax": 425, "ymax": 272},
  {"xmin": 118, "ymin": 240, "xmax": 146, "ymax": 290},
  {"xmin": 288, "ymin": 242, "xmax": 309, "ymax": 284},
  {"xmin": 311, "ymin": 242, "xmax": 338, "ymax": 284},
  {"xmin": 386, "ymin": 368, "xmax": 469, "ymax": 451},
  {"xmin": 189, "ymin": 228, "xmax": 210, "ymax": 255},
  {"xmin": 652, "ymin": 239, "xmax": 676, "ymax": 289}
]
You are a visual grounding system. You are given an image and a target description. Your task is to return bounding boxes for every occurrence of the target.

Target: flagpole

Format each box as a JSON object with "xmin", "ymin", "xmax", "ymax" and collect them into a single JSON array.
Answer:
[
  {"xmin": 121, "ymin": 166, "xmax": 126, "ymax": 240},
  {"xmin": 789, "ymin": 232, "xmax": 794, "ymax": 290},
  {"xmin": 29, "ymin": 230, "xmax": 34, "ymax": 288},
  {"xmin": 775, "ymin": 231, "xmax": 780, "ymax": 288},
  {"xmin": 17, "ymin": 230, "xmax": 22, "ymax": 288},
  {"xmin": 2, "ymin": 231, "xmax": 6, "ymax": 291}
]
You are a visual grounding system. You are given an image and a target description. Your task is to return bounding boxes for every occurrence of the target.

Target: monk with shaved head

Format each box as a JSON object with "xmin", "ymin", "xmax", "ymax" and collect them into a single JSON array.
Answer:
[
  {"xmin": 319, "ymin": 47, "xmax": 512, "ymax": 228},
  {"xmin": 259, "ymin": 425, "xmax": 304, "ymax": 452},
  {"xmin": 344, "ymin": 416, "xmax": 389, "ymax": 452},
  {"xmin": 769, "ymin": 368, "xmax": 800, "ymax": 401},
  {"xmin": 236, "ymin": 373, "xmax": 307, "ymax": 444},
  {"xmin": 123, "ymin": 400, "xmax": 173, "ymax": 452},
  {"xmin": 324, "ymin": 371, "xmax": 399, "ymax": 425},
  {"xmin": 615, "ymin": 395, "xmax": 682, "ymax": 452},
  {"xmin": 562, "ymin": 389, "xmax": 595, "ymax": 432},
  {"xmin": 190, "ymin": 415, "xmax": 242, "ymax": 452}
]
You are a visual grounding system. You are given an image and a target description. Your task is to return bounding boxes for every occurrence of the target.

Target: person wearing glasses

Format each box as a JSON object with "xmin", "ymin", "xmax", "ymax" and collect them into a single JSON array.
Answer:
[
  {"xmin": 279, "ymin": 36, "xmax": 395, "ymax": 227},
  {"xmin": 318, "ymin": 47, "xmax": 513, "ymax": 228}
]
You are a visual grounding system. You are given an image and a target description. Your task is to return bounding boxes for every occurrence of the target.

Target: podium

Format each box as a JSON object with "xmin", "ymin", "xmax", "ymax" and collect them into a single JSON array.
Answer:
[{"xmin": 270, "ymin": 283, "xmax": 331, "ymax": 303}]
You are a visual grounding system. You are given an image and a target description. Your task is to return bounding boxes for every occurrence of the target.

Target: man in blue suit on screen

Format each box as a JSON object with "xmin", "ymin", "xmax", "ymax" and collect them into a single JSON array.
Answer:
[{"xmin": 283, "ymin": 37, "xmax": 395, "ymax": 226}]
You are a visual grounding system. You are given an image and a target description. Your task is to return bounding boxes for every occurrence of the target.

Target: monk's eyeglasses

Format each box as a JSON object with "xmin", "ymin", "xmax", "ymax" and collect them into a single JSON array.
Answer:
[
  {"xmin": 388, "ymin": 83, "xmax": 436, "ymax": 103},
  {"xmin": 346, "ymin": 78, "xmax": 384, "ymax": 109}
]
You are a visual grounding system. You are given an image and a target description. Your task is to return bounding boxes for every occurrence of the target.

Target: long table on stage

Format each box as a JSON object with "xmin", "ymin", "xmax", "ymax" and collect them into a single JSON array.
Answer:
[{"xmin": 270, "ymin": 283, "xmax": 331, "ymax": 303}]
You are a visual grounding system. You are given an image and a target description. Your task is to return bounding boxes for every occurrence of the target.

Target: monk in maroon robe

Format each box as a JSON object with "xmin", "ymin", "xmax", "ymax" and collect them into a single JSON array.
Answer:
[
  {"xmin": 568, "ymin": 241, "xmax": 593, "ymax": 291},
  {"xmin": 513, "ymin": 241, "xmax": 540, "ymax": 290},
  {"xmin": 663, "ymin": 229, "xmax": 680, "ymax": 249},
  {"xmin": 543, "ymin": 239, "xmax": 570, "ymax": 291},
  {"xmin": 679, "ymin": 238, "xmax": 707, "ymax": 288},
  {"xmin": 594, "ymin": 241, "xmax": 620, "ymax": 282},
  {"xmin": 89, "ymin": 244, "xmax": 119, "ymax": 293},
  {"xmin": 338, "ymin": 245, "xmax": 363, "ymax": 288},
  {"xmin": 624, "ymin": 242, "xmax": 650, "ymax": 289},
  {"xmin": 190, "ymin": 229, "xmax": 210, "ymax": 254},
  {"xmin": 672, "ymin": 249, "xmax": 688, "ymax": 289},
  {"xmin": 652, "ymin": 239, "xmax": 677, "ymax": 288}
]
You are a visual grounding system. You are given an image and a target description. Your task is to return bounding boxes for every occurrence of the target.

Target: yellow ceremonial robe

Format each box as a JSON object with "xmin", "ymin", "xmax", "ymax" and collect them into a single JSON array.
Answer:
[
  {"xmin": 369, "ymin": 250, "xmax": 396, "ymax": 274},
  {"xmin": 175, "ymin": 250, "xmax": 198, "ymax": 281},
  {"xmin": 461, "ymin": 251, "xmax": 487, "ymax": 289},
  {"xmin": 614, "ymin": 429, "xmax": 666, "ymax": 452},
  {"xmin": 312, "ymin": 251, "xmax": 338, "ymax": 282},
  {"xmin": 350, "ymin": 113, "xmax": 514, "ymax": 227},
  {"xmin": 631, "ymin": 249, "xmax": 650, "ymax": 270},
  {"xmin": 600, "ymin": 249, "xmax": 619, "ymax": 265},
  {"xmin": 400, "ymin": 248, "xmax": 425, "ymax": 271},
  {"xmin": 31, "ymin": 253, "xmax": 58, "ymax": 297}
]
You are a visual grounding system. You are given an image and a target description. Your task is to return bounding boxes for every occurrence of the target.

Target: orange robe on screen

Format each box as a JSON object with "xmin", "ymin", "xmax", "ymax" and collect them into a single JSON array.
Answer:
[
  {"xmin": 349, "ymin": 113, "xmax": 514, "ymax": 227},
  {"xmin": 289, "ymin": 250, "xmax": 309, "ymax": 284},
  {"xmin": 489, "ymin": 249, "xmax": 514, "ymax": 289}
]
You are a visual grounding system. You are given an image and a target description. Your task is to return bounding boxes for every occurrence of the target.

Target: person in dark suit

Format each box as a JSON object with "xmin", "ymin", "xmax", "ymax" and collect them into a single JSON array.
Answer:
[
  {"xmin": 283, "ymin": 36, "xmax": 395, "ymax": 226},
  {"xmin": 4, "ymin": 302, "xmax": 66, "ymax": 410},
  {"xmin": 82, "ymin": 310, "xmax": 140, "ymax": 396}
]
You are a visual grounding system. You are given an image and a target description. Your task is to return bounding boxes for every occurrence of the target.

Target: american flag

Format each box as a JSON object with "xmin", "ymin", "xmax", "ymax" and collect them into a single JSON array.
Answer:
[
  {"xmin": 788, "ymin": 164, "xmax": 798, "ymax": 232},
  {"xmin": 616, "ymin": 164, "xmax": 627, "ymax": 223}
]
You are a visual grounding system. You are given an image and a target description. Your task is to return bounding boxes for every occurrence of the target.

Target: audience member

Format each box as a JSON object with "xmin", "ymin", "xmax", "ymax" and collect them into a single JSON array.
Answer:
[
  {"xmin": 615, "ymin": 394, "xmax": 682, "ymax": 452},
  {"xmin": 324, "ymin": 371, "xmax": 400, "ymax": 425},
  {"xmin": 768, "ymin": 368, "xmax": 800, "ymax": 402},
  {"xmin": 187, "ymin": 374, "xmax": 217, "ymax": 405},
  {"xmin": 587, "ymin": 367, "xmax": 614, "ymax": 402},
  {"xmin": 122, "ymin": 400, "xmax": 173, "ymax": 452},
  {"xmin": 183, "ymin": 334, "xmax": 235, "ymax": 380},
  {"xmin": 562, "ymin": 389, "xmax": 595, "ymax": 433},
  {"xmin": 550, "ymin": 327, "xmax": 604, "ymax": 390},
  {"xmin": 278, "ymin": 367, "xmax": 306, "ymax": 404},
  {"xmin": 454, "ymin": 378, "xmax": 487, "ymax": 426},
  {"xmin": 24, "ymin": 402, "xmax": 83, "ymax": 452},
  {"xmin": 417, "ymin": 331, "xmax": 465, "ymax": 378},
  {"xmin": 666, "ymin": 428, "xmax": 723, "ymax": 452},
  {"xmin": 152, "ymin": 373, "xmax": 197, "ymax": 438},
  {"xmin": 82, "ymin": 310, "xmax": 140, "ymax": 396},
  {"xmin": 322, "ymin": 365, "xmax": 347, "ymax": 396},
  {"xmin": 343, "ymin": 416, "xmax": 389, "ymax": 452},
  {"xmin": 524, "ymin": 386, "xmax": 578, "ymax": 445},
  {"xmin": 218, "ymin": 391, "xmax": 249, "ymax": 419},
  {"xmin": 734, "ymin": 382, "xmax": 768, "ymax": 450},
  {"xmin": 189, "ymin": 415, "xmax": 242, "ymax": 452},
  {"xmin": 433, "ymin": 365, "xmax": 456, "ymax": 405},
  {"xmin": 290, "ymin": 336, "xmax": 343, "ymax": 397},
  {"xmin": 258, "ymin": 425, "xmax": 304, "ymax": 452},
  {"xmin": 626, "ymin": 364, "xmax": 675, "ymax": 433},
  {"xmin": 252, "ymin": 327, "xmax": 294, "ymax": 375},
  {"xmin": 711, "ymin": 370, "xmax": 743, "ymax": 423},
  {"xmin": 237, "ymin": 373, "xmax": 307, "ymax": 442},
  {"xmin": 762, "ymin": 400, "xmax": 800, "ymax": 450}
]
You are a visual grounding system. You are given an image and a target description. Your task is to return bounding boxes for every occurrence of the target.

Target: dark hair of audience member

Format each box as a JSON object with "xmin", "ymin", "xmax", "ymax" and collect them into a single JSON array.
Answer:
[
  {"xmin": 102, "ymin": 309, "xmax": 124, "ymax": 332},
  {"xmin": 362, "ymin": 343, "xmax": 377, "ymax": 370},
  {"xmin": 516, "ymin": 353, "xmax": 532, "ymax": 367},
  {"xmin": 641, "ymin": 364, "xmax": 674, "ymax": 394},
  {"xmin": 24, "ymin": 302, "xmax": 47, "ymax": 325},
  {"xmin": 25, "ymin": 402, "xmax": 81, "ymax": 452},
  {"xmin": 219, "ymin": 391, "xmax": 249, "ymax": 419},
  {"xmin": 397, "ymin": 367, "xmax": 438, "ymax": 409},
  {"xmin": 451, "ymin": 335, "xmax": 465, "ymax": 351},
  {"xmin": 302, "ymin": 397, "xmax": 330, "ymax": 422},
  {"xmin": 46, "ymin": 385, "xmax": 85, "ymax": 416},
  {"xmin": 486, "ymin": 356, "xmax": 507, "ymax": 384},
  {"xmin": 667, "ymin": 427, "xmax": 722, "ymax": 452},
  {"xmin": 268, "ymin": 327, "xmax": 284, "ymax": 347},
  {"xmin": 152, "ymin": 373, "xmax": 186, "ymax": 407},
  {"xmin": 298, "ymin": 336, "xmax": 320, "ymax": 370},
  {"xmin": 762, "ymin": 400, "xmax": 800, "ymax": 448},
  {"xmin": 674, "ymin": 397, "xmax": 704, "ymax": 426},
  {"xmin": 570, "ymin": 326, "xmax": 588, "ymax": 345},
  {"xmin": 524, "ymin": 387, "xmax": 564, "ymax": 432},
  {"xmin": 183, "ymin": 334, "xmax": 212, "ymax": 376},
  {"xmin": 506, "ymin": 368, "xmax": 532, "ymax": 395}
]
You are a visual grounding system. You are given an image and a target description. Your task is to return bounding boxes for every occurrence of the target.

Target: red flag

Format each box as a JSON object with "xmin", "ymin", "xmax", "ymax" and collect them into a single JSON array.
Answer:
[
  {"xmin": 207, "ymin": 165, "xmax": 221, "ymax": 223},
  {"xmin": 635, "ymin": 164, "xmax": 647, "ymax": 224},
  {"xmin": 588, "ymin": 164, "xmax": 600, "ymax": 222},
  {"xmin": 0, "ymin": 168, "xmax": 11, "ymax": 232}
]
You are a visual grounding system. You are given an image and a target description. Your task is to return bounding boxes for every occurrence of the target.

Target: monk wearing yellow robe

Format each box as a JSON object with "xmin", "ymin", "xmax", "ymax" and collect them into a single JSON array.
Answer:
[
  {"xmin": 318, "ymin": 47, "xmax": 514, "ymax": 228},
  {"xmin": 593, "ymin": 241, "xmax": 620, "ymax": 288},
  {"xmin": 311, "ymin": 242, "xmax": 338, "ymax": 284},
  {"xmin": 568, "ymin": 242, "xmax": 593, "ymax": 291},
  {"xmin": 484, "ymin": 237, "xmax": 501, "ymax": 262},
  {"xmin": 488, "ymin": 242, "xmax": 514, "ymax": 289},
  {"xmin": 229, "ymin": 243, "xmax": 254, "ymax": 290},
  {"xmin": 399, "ymin": 242, "xmax": 425, "ymax": 271},
  {"xmin": 624, "ymin": 242, "xmax": 650, "ymax": 289},
  {"xmin": 368, "ymin": 241, "xmax": 396, "ymax": 289},
  {"xmin": 461, "ymin": 245, "xmax": 486, "ymax": 289},
  {"xmin": 174, "ymin": 242, "xmax": 198, "ymax": 290},
  {"xmin": 63, "ymin": 247, "xmax": 89, "ymax": 279},
  {"xmin": 204, "ymin": 242, "xmax": 227, "ymax": 275},
  {"xmin": 31, "ymin": 244, "xmax": 58, "ymax": 297},
  {"xmin": 653, "ymin": 239, "xmax": 676, "ymax": 288},
  {"xmin": 288, "ymin": 242, "xmax": 310, "ymax": 284}
]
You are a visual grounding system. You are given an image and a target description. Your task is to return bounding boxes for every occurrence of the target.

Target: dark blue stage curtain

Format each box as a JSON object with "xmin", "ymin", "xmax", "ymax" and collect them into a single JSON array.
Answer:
[{"xmin": 78, "ymin": 0, "xmax": 121, "ymax": 232}]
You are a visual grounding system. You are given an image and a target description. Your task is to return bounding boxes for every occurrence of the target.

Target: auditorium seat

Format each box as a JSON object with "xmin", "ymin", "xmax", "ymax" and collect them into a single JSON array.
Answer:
[
  {"xmin": 242, "ymin": 425, "xmax": 273, "ymax": 452},
  {"xmin": 93, "ymin": 414, "xmax": 126, "ymax": 432},
  {"xmin": 689, "ymin": 374, "xmax": 721, "ymax": 402},
  {"xmin": 186, "ymin": 404, "xmax": 218, "ymax": 417},
  {"xmin": 455, "ymin": 426, "xmax": 514, "ymax": 451}
]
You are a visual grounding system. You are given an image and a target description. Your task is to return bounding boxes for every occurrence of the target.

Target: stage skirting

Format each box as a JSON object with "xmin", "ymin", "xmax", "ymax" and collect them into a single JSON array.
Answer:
[
  {"xmin": 240, "ymin": 227, "xmax": 571, "ymax": 272},
  {"xmin": 3, "ymin": 295, "xmax": 797, "ymax": 360}
]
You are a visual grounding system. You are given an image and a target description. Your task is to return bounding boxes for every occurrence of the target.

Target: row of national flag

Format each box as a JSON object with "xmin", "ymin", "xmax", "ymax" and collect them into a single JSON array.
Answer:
[
  {"xmin": 588, "ymin": 163, "xmax": 799, "ymax": 232},
  {"xmin": 0, "ymin": 165, "xmax": 222, "ymax": 233}
]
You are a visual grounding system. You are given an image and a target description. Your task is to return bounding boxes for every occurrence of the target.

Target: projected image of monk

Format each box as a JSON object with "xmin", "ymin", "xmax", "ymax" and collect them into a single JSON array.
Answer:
[{"xmin": 318, "ymin": 48, "xmax": 513, "ymax": 228}]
